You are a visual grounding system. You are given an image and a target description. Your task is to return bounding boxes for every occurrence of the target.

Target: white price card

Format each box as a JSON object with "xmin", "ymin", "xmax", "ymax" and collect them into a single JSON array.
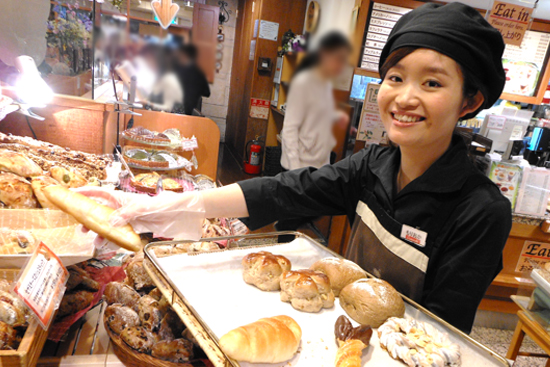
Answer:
[
  {"xmin": 13, "ymin": 242, "xmax": 69, "ymax": 329},
  {"xmin": 181, "ymin": 136, "xmax": 199, "ymax": 151}
]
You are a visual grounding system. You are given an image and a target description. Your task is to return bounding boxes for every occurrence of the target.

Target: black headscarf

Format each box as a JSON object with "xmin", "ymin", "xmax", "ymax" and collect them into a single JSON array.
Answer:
[{"xmin": 379, "ymin": 2, "xmax": 506, "ymax": 113}]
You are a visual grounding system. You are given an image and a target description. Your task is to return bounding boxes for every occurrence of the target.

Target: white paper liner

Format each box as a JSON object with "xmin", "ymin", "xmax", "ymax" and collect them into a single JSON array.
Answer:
[{"xmin": 154, "ymin": 238, "xmax": 508, "ymax": 367}]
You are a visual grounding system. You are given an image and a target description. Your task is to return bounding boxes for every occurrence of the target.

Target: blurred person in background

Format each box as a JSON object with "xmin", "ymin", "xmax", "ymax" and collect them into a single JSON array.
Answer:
[
  {"xmin": 276, "ymin": 31, "xmax": 352, "ymax": 234},
  {"xmin": 173, "ymin": 43, "xmax": 210, "ymax": 115},
  {"xmin": 139, "ymin": 43, "xmax": 184, "ymax": 114}
]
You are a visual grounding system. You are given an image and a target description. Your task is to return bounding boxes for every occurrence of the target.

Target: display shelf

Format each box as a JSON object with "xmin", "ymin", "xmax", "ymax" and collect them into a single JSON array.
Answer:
[
  {"xmin": 121, "ymin": 131, "xmax": 181, "ymax": 148},
  {"xmin": 126, "ymin": 161, "xmax": 191, "ymax": 171}
]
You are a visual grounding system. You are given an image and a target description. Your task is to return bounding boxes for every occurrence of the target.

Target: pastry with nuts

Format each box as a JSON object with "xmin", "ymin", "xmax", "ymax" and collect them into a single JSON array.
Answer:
[
  {"xmin": 280, "ymin": 269, "xmax": 335, "ymax": 312},
  {"xmin": 242, "ymin": 251, "xmax": 291, "ymax": 291}
]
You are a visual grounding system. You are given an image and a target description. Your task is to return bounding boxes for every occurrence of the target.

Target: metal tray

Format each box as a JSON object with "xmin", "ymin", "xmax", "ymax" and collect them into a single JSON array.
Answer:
[{"xmin": 143, "ymin": 232, "xmax": 511, "ymax": 367}]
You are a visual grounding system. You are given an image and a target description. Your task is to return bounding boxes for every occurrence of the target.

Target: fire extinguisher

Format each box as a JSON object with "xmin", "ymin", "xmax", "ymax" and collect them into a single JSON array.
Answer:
[{"xmin": 244, "ymin": 136, "xmax": 264, "ymax": 175}]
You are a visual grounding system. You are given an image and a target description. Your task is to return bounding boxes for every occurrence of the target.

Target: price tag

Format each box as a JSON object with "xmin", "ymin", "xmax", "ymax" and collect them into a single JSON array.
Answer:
[
  {"xmin": 13, "ymin": 242, "xmax": 69, "ymax": 329},
  {"xmin": 181, "ymin": 136, "xmax": 199, "ymax": 151}
]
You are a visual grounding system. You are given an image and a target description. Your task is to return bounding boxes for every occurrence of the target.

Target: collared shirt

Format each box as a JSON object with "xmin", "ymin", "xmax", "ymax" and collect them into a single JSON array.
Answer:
[{"xmin": 238, "ymin": 135, "xmax": 512, "ymax": 332}]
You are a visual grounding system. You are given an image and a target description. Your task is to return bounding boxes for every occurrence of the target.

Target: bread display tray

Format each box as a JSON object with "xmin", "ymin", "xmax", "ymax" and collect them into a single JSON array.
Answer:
[
  {"xmin": 0, "ymin": 269, "xmax": 49, "ymax": 367},
  {"xmin": 143, "ymin": 233, "xmax": 511, "ymax": 367}
]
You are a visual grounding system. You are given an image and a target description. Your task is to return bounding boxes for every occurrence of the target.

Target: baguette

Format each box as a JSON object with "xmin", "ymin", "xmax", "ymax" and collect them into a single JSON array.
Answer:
[
  {"xmin": 43, "ymin": 185, "xmax": 143, "ymax": 252},
  {"xmin": 219, "ymin": 315, "xmax": 301, "ymax": 363}
]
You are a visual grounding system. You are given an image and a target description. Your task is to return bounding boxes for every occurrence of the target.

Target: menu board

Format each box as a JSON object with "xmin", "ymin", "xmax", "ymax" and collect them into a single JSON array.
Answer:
[
  {"xmin": 502, "ymin": 30, "xmax": 550, "ymax": 97},
  {"xmin": 361, "ymin": 3, "xmax": 411, "ymax": 71}
]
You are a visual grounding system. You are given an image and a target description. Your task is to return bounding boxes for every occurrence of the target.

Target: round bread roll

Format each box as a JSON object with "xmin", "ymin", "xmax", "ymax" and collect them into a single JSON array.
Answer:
[
  {"xmin": 339, "ymin": 278, "xmax": 405, "ymax": 328},
  {"xmin": 309, "ymin": 258, "xmax": 367, "ymax": 296}
]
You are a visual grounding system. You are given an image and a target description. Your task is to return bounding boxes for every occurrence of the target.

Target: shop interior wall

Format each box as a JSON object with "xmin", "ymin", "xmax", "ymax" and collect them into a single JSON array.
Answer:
[
  {"xmin": 304, "ymin": 0, "xmax": 357, "ymax": 48},
  {"xmin": 201, "ymin": 0, "xmax": 239, "ymax": 142},
  {"xmin": 225, "ymin": 0, "xmax": 308, "ymax": 159}
]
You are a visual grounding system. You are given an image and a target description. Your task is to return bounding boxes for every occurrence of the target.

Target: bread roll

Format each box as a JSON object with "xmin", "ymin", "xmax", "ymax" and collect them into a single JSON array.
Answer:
[
  {"xmin": 43, "ymin": 185, "xmax": 143, "ymax": 252},
  {"xmin": 219, "ymin": 315, "xmax": 301, "ymax": 363},
  {"xmin": 309, "ymin": 257, "xmax": 367, "ymax": 296},
  {"xmin": 31, "ymin": 176, "xmax": 60, "ymax": 209},
  {"xmin": 242, "ymin": 251, "xmax": 291, "ymax": 291},
  {"xmin": 280, "ymin": 270, "xmax": 335, "ymax": 312},
  {"xmin": 339, "ymin": 278, "xmax": 405, "ymax": 327}
]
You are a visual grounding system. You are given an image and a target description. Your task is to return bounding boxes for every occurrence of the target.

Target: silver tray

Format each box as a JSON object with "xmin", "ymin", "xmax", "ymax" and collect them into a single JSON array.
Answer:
[{"xmin": 143, "ymin": 232, "xmax": 511, "ymax": 367}]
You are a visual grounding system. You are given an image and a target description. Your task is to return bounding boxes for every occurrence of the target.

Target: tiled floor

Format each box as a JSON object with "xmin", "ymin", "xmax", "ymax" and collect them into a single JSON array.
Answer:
[{"xmin": 471, "ymin": 326, "xmax": 548, "ymax": 366}]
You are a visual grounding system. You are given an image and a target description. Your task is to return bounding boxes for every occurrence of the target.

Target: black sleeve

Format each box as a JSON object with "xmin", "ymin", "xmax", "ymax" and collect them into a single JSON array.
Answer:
[
  {"xmin": 422, "ymin": 194, "xmax": 512, "ymax": 333},
  {"xmin": 237, "ymin": 148, "xmax": 372, "ymax": 230}
]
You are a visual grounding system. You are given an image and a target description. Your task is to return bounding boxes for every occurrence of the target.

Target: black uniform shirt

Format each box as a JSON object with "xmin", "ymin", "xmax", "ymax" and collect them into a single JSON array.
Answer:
[{"xmin": 238, "ymin": 135, "xmax": 512, "ymax": 333}]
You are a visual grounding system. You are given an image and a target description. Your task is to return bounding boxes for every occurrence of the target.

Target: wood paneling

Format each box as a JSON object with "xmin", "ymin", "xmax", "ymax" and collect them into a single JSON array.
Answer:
[
  {"xmin": 192, "ymin": 3, "xmax": 220, "ymax": 83},
  {"xmin": 226, "ymin": 0, "xmax": 307, "ymax": 160}
]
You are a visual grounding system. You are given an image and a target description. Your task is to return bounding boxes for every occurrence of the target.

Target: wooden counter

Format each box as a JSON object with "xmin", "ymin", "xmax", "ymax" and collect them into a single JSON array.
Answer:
[{"xmin": 480, "ymin": 216, "xmax": 548, "ymax": 314}]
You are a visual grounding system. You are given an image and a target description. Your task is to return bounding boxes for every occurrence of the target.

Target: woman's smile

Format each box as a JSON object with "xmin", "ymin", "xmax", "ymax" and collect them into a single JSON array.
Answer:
[{"xmin": 391, "ymin": 112, "xmax": 426, "ymax": 127}]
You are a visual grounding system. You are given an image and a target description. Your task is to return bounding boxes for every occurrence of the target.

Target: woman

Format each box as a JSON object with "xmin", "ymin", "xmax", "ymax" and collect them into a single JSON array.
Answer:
[
  {"xmin": 280, "ymin": 32, "xmax": 351, "ymax": 171},
  {"xmin": 138, "ymin": 43, "xmax": 184, "ymax": 114},
  {"xmin": 83, "ymin": 2, "xmax": 511, "ymax": 333}
]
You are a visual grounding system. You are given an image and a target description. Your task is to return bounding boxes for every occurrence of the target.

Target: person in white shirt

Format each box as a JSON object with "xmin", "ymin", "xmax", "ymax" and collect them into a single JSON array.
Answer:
[
  {"xmin": 280, "ymin": 32, "xmax": 351, "ymax": 171},
  {"xmin": 277, "ymin": 32, "xmax": 351, "ymax": 237},
  {"xmin": 139, "ymin": 43, "xmax": 184, "ymax": 114}
]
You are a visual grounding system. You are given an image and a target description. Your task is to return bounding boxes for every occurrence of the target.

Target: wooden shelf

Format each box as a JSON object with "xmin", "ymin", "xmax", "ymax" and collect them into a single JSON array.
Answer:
[
  {"xmin": 271, "ymin": 106, "xmax": 285, "ymax": 117},
  {"xmin": 492, "ymin": 273, "xmax": 535, "ymax": 288}
]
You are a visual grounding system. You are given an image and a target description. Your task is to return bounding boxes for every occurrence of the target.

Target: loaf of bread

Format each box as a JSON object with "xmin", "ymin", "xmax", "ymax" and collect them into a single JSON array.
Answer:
[
  {"xmin": 219, "ymin": 315, "xmax": 301, "ymax": 363},
  {"xmin": 339, "ymin": 278, "xmax": 405, "ymax": 327},
  {"xmin": 309, "ymin": 257, "xmax": 367, "ymax": 296},
  {"xmin": 280, "ymin": 269, "xmax": 335, "ymax": 313},
  {"xmin": 242, "ymin": 251, "xmax": 291, "ymax": 291},
  {"xmin": 43, "ymin": 185, "xmax": 143, "ymax": 252}
]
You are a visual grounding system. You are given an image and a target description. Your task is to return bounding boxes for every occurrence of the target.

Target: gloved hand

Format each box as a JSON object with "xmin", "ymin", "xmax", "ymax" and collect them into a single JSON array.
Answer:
[{"xmin": 73, "ymin": 187, "xmax": 206, "ymax": 241}]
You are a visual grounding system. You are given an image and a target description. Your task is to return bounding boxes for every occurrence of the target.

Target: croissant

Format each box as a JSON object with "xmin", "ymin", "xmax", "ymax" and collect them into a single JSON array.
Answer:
[
  {"xmin": 335, "ymin": 339, "xmax": 367, "ymax": 367},
  {"xmin": 334, "ymin": 315, "xmax": 372, "ymax": 367},
  {"xmin": 219, "ymin": 315, "xmax": 301, "ymax": 363}
]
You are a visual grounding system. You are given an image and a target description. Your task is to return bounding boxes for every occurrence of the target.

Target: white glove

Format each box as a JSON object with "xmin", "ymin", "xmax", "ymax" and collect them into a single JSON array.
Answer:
[{"xmin": 74, "ymin": 187, "xmax": 206, "ymax": 241}]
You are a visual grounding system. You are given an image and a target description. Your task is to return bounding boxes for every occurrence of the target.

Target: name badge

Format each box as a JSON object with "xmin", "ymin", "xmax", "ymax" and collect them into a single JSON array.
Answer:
[{"xmin": 400, "ymin": 225, "xmax": 427, "ymax": 247}]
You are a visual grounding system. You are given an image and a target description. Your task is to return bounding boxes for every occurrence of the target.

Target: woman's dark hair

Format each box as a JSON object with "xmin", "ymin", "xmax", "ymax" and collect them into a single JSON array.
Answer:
[
  {"xmin": 294, "ymin": 31, "xmax": 352, "ymax": 76},
  {"xmin": 379, "ymin": 47, "xmax": 486, "ymax": 120}
]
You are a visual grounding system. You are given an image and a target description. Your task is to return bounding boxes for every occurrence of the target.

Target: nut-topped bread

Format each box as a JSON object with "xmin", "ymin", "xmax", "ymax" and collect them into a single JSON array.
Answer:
[
  {"xmin": 280, "ymin": 269, "xmax": 335, "ymax": 313},
  {"xmin": 242, "ymin": 251, "xmax": 291, "ymax": 291}
]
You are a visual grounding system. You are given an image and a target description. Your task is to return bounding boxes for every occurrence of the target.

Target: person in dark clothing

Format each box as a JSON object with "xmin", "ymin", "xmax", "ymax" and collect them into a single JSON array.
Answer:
[
  {"xmin": 173, "ymin": 44, "xmax": 211, "ymax": 115},
  {"xmin": 78, "ymin": 2, "xmax": 511, "ymax": 333}
]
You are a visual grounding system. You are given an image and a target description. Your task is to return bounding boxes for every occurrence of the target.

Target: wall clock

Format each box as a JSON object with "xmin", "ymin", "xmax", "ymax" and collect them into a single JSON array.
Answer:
[{"xmin": 305, "ymin": 1, "xmax": 320, "ymax": 33}]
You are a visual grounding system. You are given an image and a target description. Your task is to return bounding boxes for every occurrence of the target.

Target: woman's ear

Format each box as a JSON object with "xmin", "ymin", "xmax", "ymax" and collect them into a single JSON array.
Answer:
[{"xmin": 460, "ymin": 91, "xmax": 484, "ymax": 118}]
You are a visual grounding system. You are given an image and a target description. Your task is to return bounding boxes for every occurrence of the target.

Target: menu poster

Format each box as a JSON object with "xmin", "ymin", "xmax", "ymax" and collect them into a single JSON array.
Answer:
[
  {"xmin": 488, "ymin": 161, "xmax": 522, "ymax": 209},
  {"xmin": 357, "ymin": 83, "xmax": 387, "ymax": 144},
  {"xmin": 515, "ymin": 166, "xmax": 550, "ymax": 216},
  {"xmin": 361, "ymin": 3, "xmax": 411, "ymax": 71},
  {"xmin": 502, "ymin": 31, "xmax": 550, "ymax": 97}
]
